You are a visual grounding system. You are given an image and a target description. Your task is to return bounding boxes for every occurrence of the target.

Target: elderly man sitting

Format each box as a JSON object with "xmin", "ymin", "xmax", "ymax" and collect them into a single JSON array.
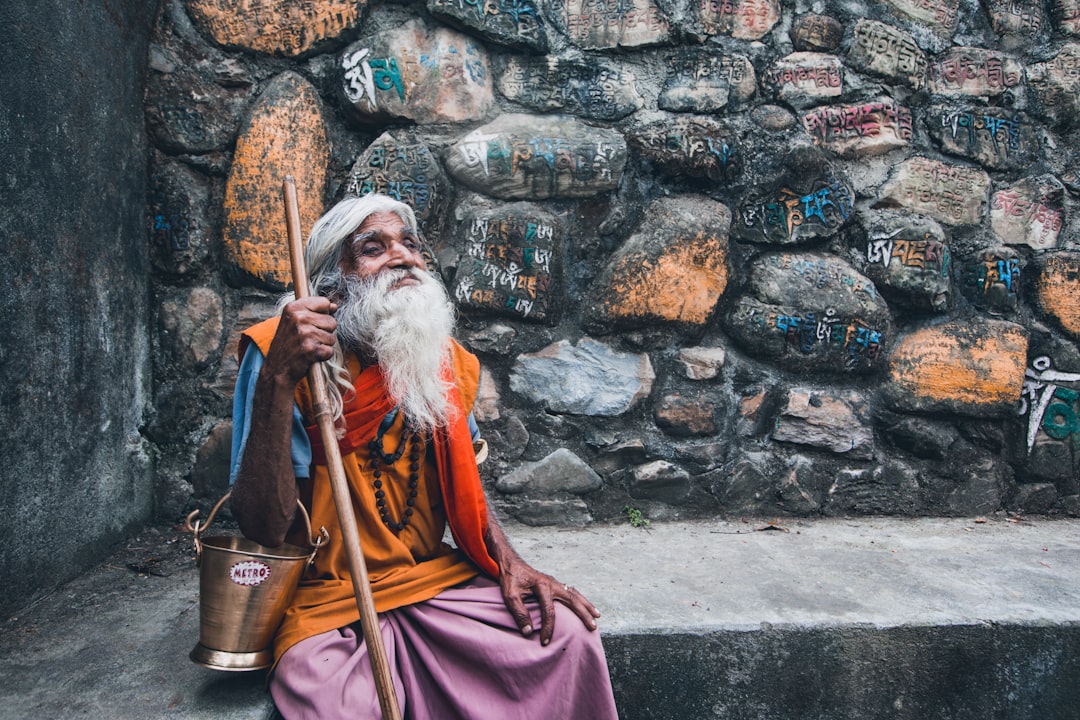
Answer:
[{"xmin": 228, "ymin": 193, "xmax": 618, "ymax": 719}]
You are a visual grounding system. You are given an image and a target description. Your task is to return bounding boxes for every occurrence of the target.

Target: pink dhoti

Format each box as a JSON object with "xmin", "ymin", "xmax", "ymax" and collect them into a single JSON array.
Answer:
[{"xmin": 270, "ymin": 577, "xmax": 619, "ymax": 719}]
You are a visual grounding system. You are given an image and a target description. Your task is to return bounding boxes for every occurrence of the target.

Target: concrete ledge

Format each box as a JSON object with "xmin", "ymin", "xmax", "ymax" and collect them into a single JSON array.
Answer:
[{"xmin": 1, "ymin": 517, "xmax": 1078, "ymax": 719}]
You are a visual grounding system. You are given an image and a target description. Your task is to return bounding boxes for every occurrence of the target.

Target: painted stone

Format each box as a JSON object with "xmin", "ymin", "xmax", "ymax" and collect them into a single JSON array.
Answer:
[
  {"xmin": 734, "ymin": 146, "xmax": 855, "ymax": 245},
  {"xmin": 885, "ymin": 319, "xmax": 1028, "ymax": 416},
  {"xmin": 658, "ymin": 52, "xmax": 756, "ymax": 112},
  {"xmin": 339, "ymin": 19, "xmax": 494, "ymax": 124},
  {"xmin": 857, "ymin": 210, "xmax": 952, "ymax": 313},
  {"xmin": 627, "ymin": 116, "xmax": 740, "ymax": 182},
  {"xmin": 450, "ymin": 202, "xmax": 562, "ymax": 323},
  {"xmin": 990, "ymin": 175, "xmax": 1066, "ymax": 249},
  {"xmin": 692, "ymin": 0, "xmax": 781, "ymax": 40},
  {"xmin": 428, "ymin": 0, "xmax": 548, "ymax": 52},
  {"xmin": 223, "ymin": 72, "xmax": 328, "ymax": 290},
  {"xmin": 546, "ymin": 0, "xmax": 670, "ymax": 49},
  {"xmin": 772, "ymin": 388, "xmax": 874, "ymax": 459},
  {"xmin": 927, "ymin": 47, "xmax": 1023, "ymax": 96},
  {"xmin": 444, "ymin": 113, "xmax": 626, "ymax": 199},
  {"xmin": 1027, "ymin": 44, "xmax": 1080, "ymax": 128},
  {"xmin": 962, "ymin": 247, "xmax": 1022, "ymax": 315},
  {"xmin": 877, "ymin": 156, "xmax": 990, "ymax": 226},
  {"xmin": 1034, "ymin": 252, "xmax": 1080, "ymax": 339},
  {"xmin": 985, "ymin": 0, "xmax": 1047, "ymax": 48},
  {"xmin": 790, "ymin": 13, "xmax": 843, "ymax": 52},
  {"xmin": 1017, "ymin": 353, "xmax": 1080, "ymax": 482},
  {"xmin": 148, "ymin": 155, "xmax": 213, "ymax": 277},
  {"xmin": 881, "ymin": 0, "xmax": 960, "ymax": 35},
  {"xmin": 342, "ymin": 130, "xmax": 449, "ymax": 237},
  {"xmin": 927, "ymin": 105, "xmax": 1033, "ymax": 170},
  {"xmin": 498, "ymin": 56, "xmax": 642, "ymax": 120},
  {"xmin": 586, "ymin": 195, "xmax": 731, "ymax": 329},
  {"xmin": 724, "ymin": 252, "xmax": 890, "ymax": 374},
  {"xmin": 509, "ymin": 338, "xmax": 654, "ymax": 416},
  {"xmin": 1052, "ymin": 0, "xmax": 1080, "ymax": 35},
  {"xmin": 846, "ymin": 19, "xmax": 927, "ymax": 89},
  {"xmin": 801, "ymin": 99, "xmax": 914, "ymax": 157},
  {"xmin": 185, "ymin": 0, "xmax": 363, "ymax": 57},
  {"xmin": 762, "ymin": 52, "xmax": 843, "ymax": 108}
]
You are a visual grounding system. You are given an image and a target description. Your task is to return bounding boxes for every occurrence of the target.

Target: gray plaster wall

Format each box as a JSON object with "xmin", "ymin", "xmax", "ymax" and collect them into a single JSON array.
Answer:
[{"xmin": 0, "ymin": 2, "xmax": 158, "ymax": 615}]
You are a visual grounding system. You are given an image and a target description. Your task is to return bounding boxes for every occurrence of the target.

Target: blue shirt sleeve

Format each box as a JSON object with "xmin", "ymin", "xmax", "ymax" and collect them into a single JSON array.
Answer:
[{"xmin": 229, "ymin": 345, "xmax": 312, "ymax": 485}]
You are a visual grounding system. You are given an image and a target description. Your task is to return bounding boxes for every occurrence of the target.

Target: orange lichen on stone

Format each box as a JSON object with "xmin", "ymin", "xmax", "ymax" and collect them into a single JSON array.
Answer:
[
  {"xmin": 1036, "ymin": 254, "xmax": 1080, "ymax": 338},
  {"xmin": 186, "ymin": 0, "xmax": 362, "ymax": 57},
  {"xmin": 223, "ymin": 73, "xmax": 328, "ymax": 289},
  {"xmin": 603, "ymin": 233, "xmax": 729, "ymax": 325},
  {"xmin": 887, "ymin": 321, "xmax": 1027, "ymax": 407}
]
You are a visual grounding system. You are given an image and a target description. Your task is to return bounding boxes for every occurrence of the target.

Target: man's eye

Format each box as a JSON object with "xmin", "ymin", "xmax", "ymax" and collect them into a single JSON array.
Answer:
[
  {"xmin": 404, "ymin": 239, "xmax": 421, "ymax": 252},
  {"xmin": 360, "ymin": 243, "xmax": 382, "ymax": 256}
]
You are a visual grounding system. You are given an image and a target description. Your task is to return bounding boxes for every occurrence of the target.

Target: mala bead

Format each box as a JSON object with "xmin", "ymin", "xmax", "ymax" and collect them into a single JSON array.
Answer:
[{"xmin": 370, "ymin": 407, "xmax": 424, "ymax": 533}]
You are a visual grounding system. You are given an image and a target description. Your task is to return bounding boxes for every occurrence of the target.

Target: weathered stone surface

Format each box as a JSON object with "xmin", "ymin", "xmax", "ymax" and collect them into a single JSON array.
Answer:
[
  {"xmin": 801, "ymin": 99, "xmax": 914, "ymax": 158},
  {"xmin": 876, "ymin": 156, "xmax": 990, "ymax": 226},
  {"xmin": 658, "ymin": 52, "xmax": 756, "ymax": 113},
  {"xmin": 463, "ymin": 323, "xmax": 517, "ymax": 354},
  {"xmin": 710, "ymin": 451, "xmax": 783, "ymax": 512},
  {"xmin": 1052, "ymin": 0, "xmax": 1080, "ymax": 35},
  {"xmin": 857, "ymin": 210, "xmax": 952, "ymax": 313},
  {"xmin": 1011, "ymin": 482, "xmax": 1058, "ymax": 513},
  {"xmin": 725, "ymin": 253, "xmax": 890, "ymax": 374},
  {"xmin": 1034, "ymin": 252, "xmax": 1080, "ymax": 339},
  {"xmin": 962, "ymin": 247, "xmax": 1022, "ymax": 315},
  {"xmin": 586, "ymin": 196, "xmax": 731, "ymax": 329},
  {"xmin": 885, "ymin": 319, "xmax": 1028, "ymax": 415},
  {"xmin": 450, "ymin": 203, "xmax": 561, "ymax": 323},
  {"xmin": 495, "ymin": 447, "xmax": 602, "ymax": 494},
  {"xmin": 772, "ymin": 388, "xmax": 874, "ymax": 459},
  {"xmin": 428, "ymin": 0, "xmax": 547, "ymax": 52},
  {"xmin": 824, "ymin": 463, "xmax": 921, "ymax": 515},
  {"xmin": 1027, "ymin": 44, "xmax": 1080, "ymax": 128},
  {"xmin": 927, "ymin": 47, "xmax": 1023, "ymax": 96},
  {"xmin": 990, "ymin": 175, "xmax": 1066, "ymax": 249},
  {"xmin": 654, "ymin": 393, "xmax": 717, "ymax": 436},
  {"xmin": 546, "ymin": 0, "xmax": 670, "ymax": 49},
  {"xmin": 148, "ymin": 155, "xmax": 213, "ymax": 277},
  {"xmin": 984, "ymin": 0, "xmax": 1047, "ymax": 49},
  {"xmin": 751, "ymin": 104, "xmax": 797, "ymax": 131},
  {"xmin": 190, "ymin": 420, "xmax": 232, "ymax": 499},
  {"xmin": 947, "ymin": 461, "xmax": 1008, "ymax": 515},
  {"xmin": 628, "ymin": 460, "xmax": 692, "ymax": 503},
  {"xmin": 498, "ymin": 56, "xmax": 642, "ymax": 120},
  {"xmin": 590, "ymin": 437, "xmax": 648, "ymax": 474},
  {"xmin": 511, "ymin": 498, "xmax": 592, "ymax": 525},
  {"xmin": 627, "ymin": 116, "xmax": 740, "ymax": 182},
  {"xmin": 159, "ymin": 287, "xmax": 224, "ymax": 371},
  {"xmin": 734, "ymin": 146, "xmax": 855, "ymax": 245},
  {"xmin": 509, "ymin": 338, "xmax": 654, "ymax": 415},
  {"xmin": 928, "ymin": 106, "xmax": 1034, "ymax": 171},
  {"xmin": 674, "ymin": 440, "xmax": 726, "ymax": 473},
  {"xmin": 692, "ymin": 0, "xmax": 781, "ymax": 40},
  {"xmin": 444, "ymin": 113, "xmax": 626, "ymax": 199},
  {"xmin": 475, "ymin": 367, "xmax": 501, "ymax": 422},
  {"xmin": 679, "ymin": 346, "xmax": 726, "ymax": 380},
  {"xmin": 881, "ymin": 0, "xmax": 960, "ymax": 35},
  {"xmin": 847, "ymin": 19, "xmax": 927, "ymax": 89},
  {"xmin": 880, "ymin": 413, "xmax": 958, "ymax": 460},
  {"xmin": 790, "ymin": 13, "xmax": 843, "ymax": 52},
  {"xmin": 339, "ymin": 20, "xmax": 494, "ymax": 124},
  {"xmin": 186, "ymin": 0, "xmax": 363, "ymax": 57},
  {"xmin": 211, "ymin": 302, "xmax": 278, "ymax": 397},
  {"xmin": 762, "ymin": 53, "xmax": 842, "ymax": 109},
  {"xmin": 223, "ymin": 73, "xmax": 327, "ymax": 290},
  {"xmin": 342, "ymin": 130, "xmax": 449, "ymax": 236}
]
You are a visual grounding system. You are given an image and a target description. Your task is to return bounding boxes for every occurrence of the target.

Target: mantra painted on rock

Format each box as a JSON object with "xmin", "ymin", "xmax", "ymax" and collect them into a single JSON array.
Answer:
[
  {"xmin": 1019, "ymin": 356, "xmax": 1080, "ymax": 453},
  {"xmin": 866, "ymin": 237, "xmax": 951, "ymax": 276},
  {"xmin": 739, "ymin": 175, "xmax": 854, "ymax": 242}
]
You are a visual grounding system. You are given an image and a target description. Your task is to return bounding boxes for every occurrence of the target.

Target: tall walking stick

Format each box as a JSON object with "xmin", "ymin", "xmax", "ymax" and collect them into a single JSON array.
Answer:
[{"xmin": 282, "ymin": 177, "xmax": 403, "ymax": 720}]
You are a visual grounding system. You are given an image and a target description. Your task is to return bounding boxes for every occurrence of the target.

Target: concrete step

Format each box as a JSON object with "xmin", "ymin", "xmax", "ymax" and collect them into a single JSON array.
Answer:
[{"xmin": 1, "ymin": 517, "xmax": 1078, "ymax": 719}]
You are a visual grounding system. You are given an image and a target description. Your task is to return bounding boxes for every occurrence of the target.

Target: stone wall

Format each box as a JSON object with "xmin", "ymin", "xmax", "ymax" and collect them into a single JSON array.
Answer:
[
  {"xmin": 0, "ymin": 2, "xmax": 158, "ymax": 614},
  {"xmin": 145, "ymin": 0, "xmax": 1080, "ymax": 527}
]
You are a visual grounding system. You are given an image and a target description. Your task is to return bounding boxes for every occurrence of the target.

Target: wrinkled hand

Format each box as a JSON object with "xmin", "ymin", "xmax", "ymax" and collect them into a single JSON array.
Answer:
[
  {"xmin": 265, "ymin": 296, "xmax": 338, "ymax": 384},
  {"xmin": 498, "ymin": 557, "xmax": 600, "ymax": 646}
]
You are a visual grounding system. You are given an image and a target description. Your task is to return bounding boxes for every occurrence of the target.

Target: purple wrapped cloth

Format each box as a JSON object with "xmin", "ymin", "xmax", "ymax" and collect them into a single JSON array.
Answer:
[{"xmin": 271, "ymin": 577, "xmax": 619, "ymax": 719}]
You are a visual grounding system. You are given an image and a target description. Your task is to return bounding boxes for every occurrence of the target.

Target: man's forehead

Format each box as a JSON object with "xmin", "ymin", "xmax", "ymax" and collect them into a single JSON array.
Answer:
[{"xmin": 353, "ymin": 211, "xmax": 413, "ymax": 235}]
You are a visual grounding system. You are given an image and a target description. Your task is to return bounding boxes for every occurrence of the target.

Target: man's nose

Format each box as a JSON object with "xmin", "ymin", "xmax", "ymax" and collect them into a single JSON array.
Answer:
[{"xmin": 387, "ymin": 239, "xmax": 420, "ymax": 268}]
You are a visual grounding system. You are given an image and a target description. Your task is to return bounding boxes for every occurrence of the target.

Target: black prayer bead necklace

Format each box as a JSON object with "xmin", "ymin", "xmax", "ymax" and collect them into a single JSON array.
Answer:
[{"xmin": 369, "ymin": 407, "xmax": 423, "ymax": 533}]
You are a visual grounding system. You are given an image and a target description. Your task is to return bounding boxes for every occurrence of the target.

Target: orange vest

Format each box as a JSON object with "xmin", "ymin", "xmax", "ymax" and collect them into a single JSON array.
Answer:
[{"xmin": 240, "ymin": 318, "xmax": 499, "ymax": 663}]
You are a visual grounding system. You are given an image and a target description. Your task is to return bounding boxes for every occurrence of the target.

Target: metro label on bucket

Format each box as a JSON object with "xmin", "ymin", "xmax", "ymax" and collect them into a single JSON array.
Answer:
[{"xmin": 230, "ymin": 559, "xmax": 272, "ymax": 587}]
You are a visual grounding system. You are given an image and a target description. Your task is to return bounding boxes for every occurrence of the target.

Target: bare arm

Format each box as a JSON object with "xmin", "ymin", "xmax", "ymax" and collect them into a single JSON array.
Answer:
[
  {"xmin": 484, "ymin": 507, "xmax": 600, "ymax": 645},
  {"xmin": 230, "ymin": 296, "xmax": 337, "ymax": 546}
]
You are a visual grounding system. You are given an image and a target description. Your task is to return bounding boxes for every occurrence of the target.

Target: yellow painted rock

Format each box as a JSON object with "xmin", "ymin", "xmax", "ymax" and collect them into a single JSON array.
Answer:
[
  {"xmin": 186, "ymin": 0, "xmax": 363, "ymax": 57},
  {"xmin": 886, "ymin": 319, "xmax": 1028, "ymax": 414},
  {"xmin": 223, "ymin": 72, "xmax": 328, "ymax": 289},
  {"xmin": 1035, "ymin": 252, "xmax": 1080, "ymax": 339}
]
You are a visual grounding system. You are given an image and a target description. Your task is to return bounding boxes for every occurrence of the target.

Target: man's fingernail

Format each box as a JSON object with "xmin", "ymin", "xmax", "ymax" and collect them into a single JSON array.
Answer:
[{"xmin": 522, "ymin": 624, "xmax": 532, "ymax": 634}]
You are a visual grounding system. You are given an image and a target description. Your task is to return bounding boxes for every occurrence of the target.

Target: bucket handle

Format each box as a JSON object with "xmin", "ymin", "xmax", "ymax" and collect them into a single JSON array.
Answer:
[{"xmin": 184, "ymin": 491, "xmax": 329, "ymax": 567}]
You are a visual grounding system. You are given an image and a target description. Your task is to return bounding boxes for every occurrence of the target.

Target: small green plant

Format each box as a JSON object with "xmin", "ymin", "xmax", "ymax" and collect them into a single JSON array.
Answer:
[{"xmin": 623, "ymin": 505, "xmax": 650, "ymax": 529}]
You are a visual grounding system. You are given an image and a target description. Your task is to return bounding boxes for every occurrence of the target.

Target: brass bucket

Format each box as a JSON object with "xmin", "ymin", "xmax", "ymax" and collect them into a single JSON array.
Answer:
[{"xmin": 185, "ymin": 492, "xmax": 328, "ymax": 671}]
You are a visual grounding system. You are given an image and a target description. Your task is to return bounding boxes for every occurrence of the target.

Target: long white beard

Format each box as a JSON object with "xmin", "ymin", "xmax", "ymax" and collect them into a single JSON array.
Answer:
[{"xmin": 335, "ymin": 268, "xmax": 455, "ymax": 433}]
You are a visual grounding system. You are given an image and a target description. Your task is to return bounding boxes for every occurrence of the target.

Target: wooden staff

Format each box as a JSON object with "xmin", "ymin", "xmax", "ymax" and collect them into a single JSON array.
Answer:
[{"xmin": 282, "ymin": 177, "xmax": 402, "ymax": 720}]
